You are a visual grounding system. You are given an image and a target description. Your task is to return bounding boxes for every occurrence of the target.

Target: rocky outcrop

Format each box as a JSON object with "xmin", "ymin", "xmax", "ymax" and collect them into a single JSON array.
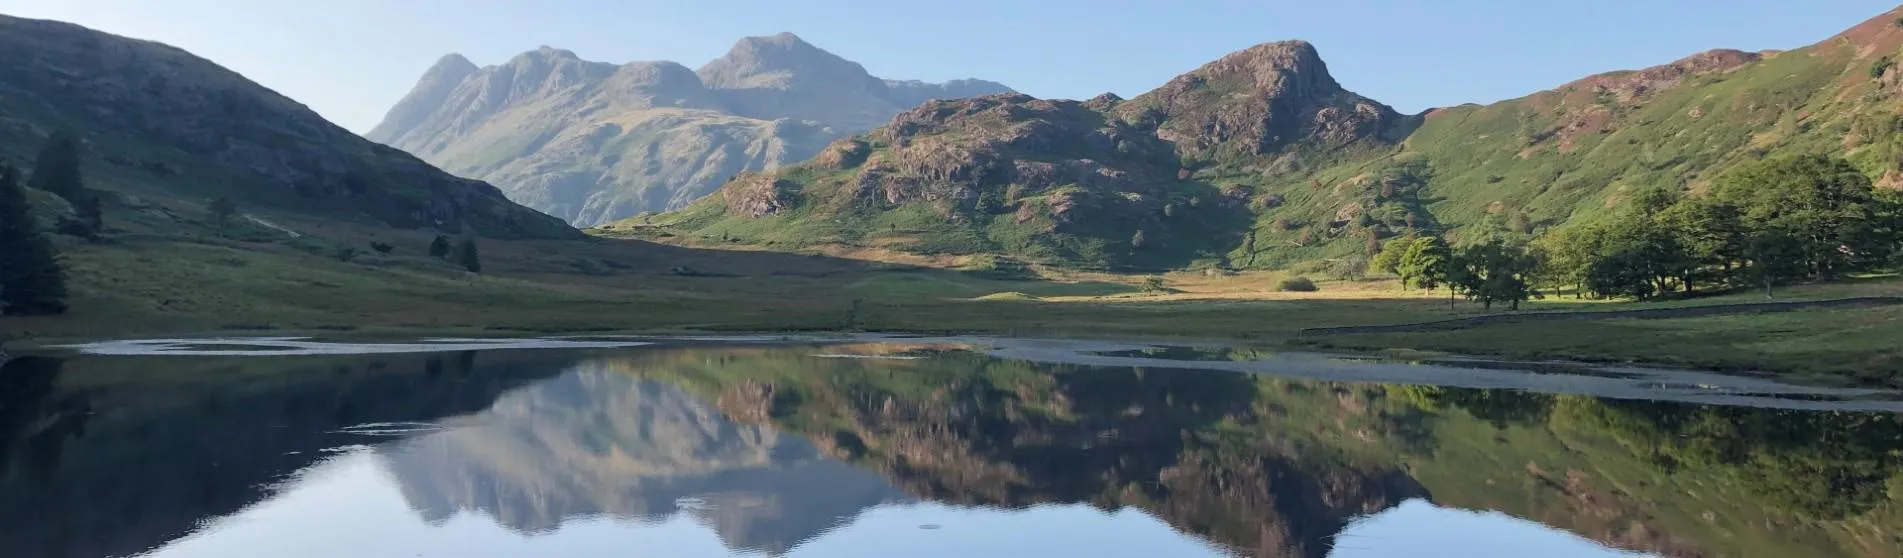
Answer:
[
  {"xmin": 1116, "ymin": 40, "xmax": 1412, "ymax": 162},
  {"xmin": 720, "ymin": 173, "xmax": 797, "ymax": 217},
  {"xmin": 0, "ymin": 16, "xmax": 576, "ymax": 238},
  {"xmin": 369, "ymin": 33, "xmax": 1011, "ymax": 225}
]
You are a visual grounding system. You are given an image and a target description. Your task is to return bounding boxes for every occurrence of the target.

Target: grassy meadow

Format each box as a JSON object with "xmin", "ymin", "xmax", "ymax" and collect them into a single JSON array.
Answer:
[{"xmin": 12, "ymin": 189, "xmax": 1903, "ymax": 388}]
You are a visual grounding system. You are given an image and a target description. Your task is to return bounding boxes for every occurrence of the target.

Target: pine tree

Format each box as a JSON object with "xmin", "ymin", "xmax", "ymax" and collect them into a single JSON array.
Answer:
[
  {"xmin": 455, "ymin": 236, "xmax": 482, "ymax": 273},
  {"xmin": 28, "ymin": 132, "xmax": 100, "ymax": 233},
  {"xmin": 428, "ymin": 235, "xmax": 452, "ymax": 258},
  {"xmin": 208, "ymin": 197, "xmax": 238, "ymax": 238},
  {"xmin": 0, "ymin": 165, "xmax": 69, "ymax": 315}
]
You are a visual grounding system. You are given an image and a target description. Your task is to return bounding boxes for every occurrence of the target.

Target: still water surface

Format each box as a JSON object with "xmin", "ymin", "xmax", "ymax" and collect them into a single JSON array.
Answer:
[{"xmin": 2, "ymin": 338, "xmax": 1898, "ymax": 557}]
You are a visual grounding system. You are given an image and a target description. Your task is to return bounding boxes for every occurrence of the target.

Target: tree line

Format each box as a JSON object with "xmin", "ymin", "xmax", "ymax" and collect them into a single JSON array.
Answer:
[
  {"xmin": 1372, "ymin": 154, "xmax": 1903, "ymax": 309},
  {"xmin": 1540, "ymin": 154, "xmax": 1900, "ymax": 300}
]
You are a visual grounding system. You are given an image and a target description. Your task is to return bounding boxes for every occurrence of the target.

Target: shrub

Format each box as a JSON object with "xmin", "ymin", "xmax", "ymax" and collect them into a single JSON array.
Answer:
[
  {"xmin": 1141, "ymin": 276, "xmax": 1167, "ymax": 293},
  {"xmin": 1275, "ymin": 276, "xmax": 1319, "ymax": 292},
  {"xmin": 1326, "ymin": 256, "xmax": 1368, "ymax": 281}
]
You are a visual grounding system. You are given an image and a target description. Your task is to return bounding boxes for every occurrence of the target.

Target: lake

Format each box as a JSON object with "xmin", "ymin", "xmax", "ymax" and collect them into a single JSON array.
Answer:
[{"xmin": 2, "ymin": 336, "xmax": 1899, "ymax": 557}]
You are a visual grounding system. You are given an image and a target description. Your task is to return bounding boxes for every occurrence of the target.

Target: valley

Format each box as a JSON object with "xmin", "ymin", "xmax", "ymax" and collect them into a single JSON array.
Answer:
[{"xmin": 7, "ymin": 7, "xmax": 1903, "ymax": 390}]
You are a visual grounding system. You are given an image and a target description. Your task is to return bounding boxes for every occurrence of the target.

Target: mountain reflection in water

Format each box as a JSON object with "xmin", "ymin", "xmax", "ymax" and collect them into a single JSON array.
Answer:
[{"xmin": 0, "ymin": 342, "xmax": 1899, "ymax": 558}]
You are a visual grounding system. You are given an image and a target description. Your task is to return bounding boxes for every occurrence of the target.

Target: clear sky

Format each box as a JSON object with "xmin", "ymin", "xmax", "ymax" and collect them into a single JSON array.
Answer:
[{"xmin": 5, "ymin": 0, "xmax": 1898, "ymax": 134}]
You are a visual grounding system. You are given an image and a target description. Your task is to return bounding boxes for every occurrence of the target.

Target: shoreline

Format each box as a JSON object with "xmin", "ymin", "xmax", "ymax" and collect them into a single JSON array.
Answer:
[{"xmin": 22, "ymin": 331, "xmax": 1903, "ymax": 413}]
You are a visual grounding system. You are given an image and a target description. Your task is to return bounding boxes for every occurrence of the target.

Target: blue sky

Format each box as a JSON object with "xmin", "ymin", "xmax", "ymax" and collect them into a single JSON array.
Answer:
[{"xmin": 6, "ymin": 0, "xmax": 1898, "ymax": 133}]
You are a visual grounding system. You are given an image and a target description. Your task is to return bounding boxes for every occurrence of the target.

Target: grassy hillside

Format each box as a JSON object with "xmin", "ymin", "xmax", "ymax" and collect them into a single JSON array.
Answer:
[
  {"xmin": 0, "ymin": 15, "xmax": 575, "ymax": 239},
  {"xmin": 626, "ymin": 6, "xmax": 1903, "ymax": 272}
]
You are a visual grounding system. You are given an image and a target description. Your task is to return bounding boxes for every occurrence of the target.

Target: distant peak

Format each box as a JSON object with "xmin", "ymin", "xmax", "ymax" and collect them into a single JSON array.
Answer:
[
  {"xmin": 723, "ymin": 32, "xmax": 821, "ymax": 57},
  {"xmin": 433, "ymin": 53, "xmax": 474, "ymax": 68},
  {"xmin": 427, "ymin": 53, "xmax": 477, "ymax": 76},
  {"xmin": 743, "ymin": 32, "xmax": 808, "ymax": 46},
  {"xmin": 513, "ymin": 46, "xmax": 581, "ymax": 63}
]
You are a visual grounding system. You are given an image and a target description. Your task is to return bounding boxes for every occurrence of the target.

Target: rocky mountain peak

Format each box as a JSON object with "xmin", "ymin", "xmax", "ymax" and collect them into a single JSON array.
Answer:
[
  {"xmin": 695, "ymin": 33, "xmax": 903, "ymax": 131},
  {"xmin": 600, "ymin": 60, "xmax": 720, "ymax": 109},
  {"xmin": 697, "ymin": 32, "xmax": 885, "ymax": 92},
  {"xmin": 368, "ymin": 54, "xmax": 480, "ymax": 142},
  {"xmin": 368, "ymin": 33, "xmax": 1012, "ymax": 225},
  {"xmin": 1119, "ymin": 39, "xmax": 1404, "ymax": 163},
  {"xmin": 428, "ymin": 53, "xmax": 478, "ymax": 79},
  {"xmin": 1188, "ymin": 40, "xmax": 1340, "ymax": 100}
]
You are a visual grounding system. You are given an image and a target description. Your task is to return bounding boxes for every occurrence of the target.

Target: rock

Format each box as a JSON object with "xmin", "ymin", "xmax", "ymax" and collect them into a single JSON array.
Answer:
[
  {"xmin": 1115, "ymin": 40, "xmax": 1411, "ymax": 161},
  {"xmin": 720, "ymin": 172, "xmax": 796, "ymax": 217}
]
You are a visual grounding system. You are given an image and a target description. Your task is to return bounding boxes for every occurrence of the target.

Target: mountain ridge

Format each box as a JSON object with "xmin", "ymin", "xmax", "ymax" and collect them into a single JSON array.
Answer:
[
  {"xmin": 369, "ymin": 33, "xmax": 1014, "ymax": 225},
  {"xmin": 635, "ymin": 4, "xmax": 1903, "ymax": 270}
]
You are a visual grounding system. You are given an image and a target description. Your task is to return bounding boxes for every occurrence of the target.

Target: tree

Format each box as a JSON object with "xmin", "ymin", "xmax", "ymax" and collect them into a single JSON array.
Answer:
[
  {"xmin": 1505, "ymin": 210, "xmax": 1533, "ymax": 235},
  {"xmin": 208, "ymin": 197, "xmax": 238, "ymax": 238},
  {"xmin": 1744, "ymin": 224, "xmax": 1807, "ymax": 298},
  {"xmin": 455, "ymin": 236, "xmax": 482, "ymax": 273},
  {"xmin": 1532, "ymin": 225, "xmax": 1603, "ymax": 299},
  {"xmin": 1371, "ymin": 237, "xmax": 1412, "ymax": 278},
  {"xmin": 1399, "ymin": 236, "xmax": 1453, "ymax": 308},
  {"xmin": 974, "ymin": 191, "xmax": 1002, "ymax": 214},
  {"xmin": 1455, "ymin": 239, "xmax": 1539, "ymax": 311},
  {"xmin": 0, "ymin": 165, "xmax": 68, "ymax": 316},
  {"xmin": 428, "ymin": 235, "xmax": 452, "ymax": 258},
  {"xmin": 1713, "ymin": 155, "xmax": 1884, "ymax": 279},
  {"xmin": 1584, "ymin": 216, "xmax": 1693, "ymax": 300},
  {"xmin": 1659, "ymin": 196, "xmax": 1747, "ymax": 291},
  {"xmin": 1130, "ymin": 229, "xmax": 1148, "ymax": 249},
  {"xmin": 28, "ymin": 132, "xmax": 100, "ymax": 234}
]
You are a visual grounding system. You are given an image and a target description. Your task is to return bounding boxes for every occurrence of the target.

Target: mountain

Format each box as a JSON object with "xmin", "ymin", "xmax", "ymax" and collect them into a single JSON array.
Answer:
[
  {"xmin": 368, "ymin": 34, "xmax": 1013, "ymax": 226},
  {"xmin": 377, "ymin": 366, "xmax": 907, "ymax": 554},
  {"xmin": 0, "ymin": 16, "xmax": 576, "ymax": 239},
  {"xmin": 637, "ymin": 5, "xmax": 1903, "ymax": 270}
]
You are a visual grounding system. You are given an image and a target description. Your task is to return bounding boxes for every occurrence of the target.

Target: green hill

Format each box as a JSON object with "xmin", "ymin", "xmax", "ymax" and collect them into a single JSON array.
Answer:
[
  {"xmin": 0, "ymin": 15, "xmax": 576, "ymax": 239},
  {"xmin": 626, "ymin": 5, "xmax": 1903, "ymax": 271}
]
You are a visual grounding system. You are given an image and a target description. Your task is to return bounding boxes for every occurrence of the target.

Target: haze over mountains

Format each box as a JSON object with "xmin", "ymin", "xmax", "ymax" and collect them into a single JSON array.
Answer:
[{"xmin": 367, "ymin": 33, "xmax": 1012, "ymax": 225}]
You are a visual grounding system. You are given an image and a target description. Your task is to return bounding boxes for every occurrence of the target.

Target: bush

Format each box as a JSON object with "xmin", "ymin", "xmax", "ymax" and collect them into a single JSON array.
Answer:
[
  {"xmin": 1275, "ymin": 276, "xmax": 1319, "ymax": 292},
  {"xmin": 1326, "ymin": 255, "xmax": 1368, "ymax": 281},
  {"xmin": 1141, "ymin": 276, "xmax": 1167, "ymax": 293}
]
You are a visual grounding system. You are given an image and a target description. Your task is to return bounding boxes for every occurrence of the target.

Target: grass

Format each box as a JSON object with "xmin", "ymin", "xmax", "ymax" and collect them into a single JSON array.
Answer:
[
  {"xmin": 11, "ymin": 174, "xmax": 1903, "ymax": 388},
  {"xmin": 1302, "ymin": 305, "xmax": 1903, "ymax": 386}
]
